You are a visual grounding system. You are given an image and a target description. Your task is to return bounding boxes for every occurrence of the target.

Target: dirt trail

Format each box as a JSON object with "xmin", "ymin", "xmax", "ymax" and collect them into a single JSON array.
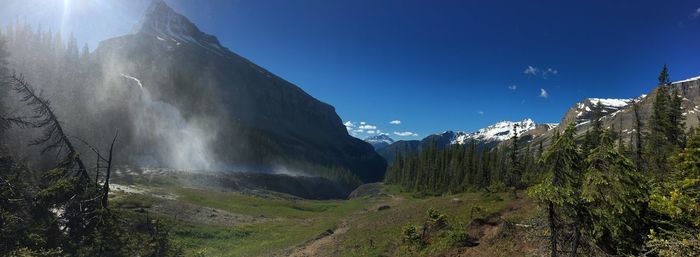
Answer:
[
  {"xmin": 286, "ymin": 194, "xmax": 401, "ymax": 257},
  {"xmin": 287, "ymin": 222, "xmax": 350, "ymax": 257}
]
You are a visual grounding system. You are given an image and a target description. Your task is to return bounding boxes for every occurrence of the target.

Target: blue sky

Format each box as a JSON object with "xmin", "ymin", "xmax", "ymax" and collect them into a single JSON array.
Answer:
[{"xmin": 2, "ymin": 0, "xmax": 700, "ymax": 140}]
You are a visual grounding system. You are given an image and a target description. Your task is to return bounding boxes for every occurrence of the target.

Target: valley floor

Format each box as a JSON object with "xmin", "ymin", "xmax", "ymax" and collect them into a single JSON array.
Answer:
[{"xmin": 110, "ymin": 177, "xmax": 546, "ymax": 257}]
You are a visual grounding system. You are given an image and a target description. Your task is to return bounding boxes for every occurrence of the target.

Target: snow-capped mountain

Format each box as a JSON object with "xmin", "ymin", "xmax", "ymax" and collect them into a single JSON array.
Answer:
[
  {"xmin": 377, "ymin": 119, "xmax": 551, "ymax": 164},
  {"xmin": 449, "ymin": 118, "xmax": 537, "ymax": 144},
  {"xmin": 364, "ymin": 134, "xmax": 395, "ymax": 150},
  {"xmin": 134, "ymin": 0, "xmax": 229, "ymax": 56},
  {"xmin": 526, "ymin": 75, "xmax": 700, "ymax": 152},
  {"xmin": 561, "ymin": 97, "xmax": 643, "ymax": 127}
]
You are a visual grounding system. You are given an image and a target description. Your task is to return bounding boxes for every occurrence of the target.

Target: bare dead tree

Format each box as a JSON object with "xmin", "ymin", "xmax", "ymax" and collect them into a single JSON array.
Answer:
[
  {"xmin": 102, "ymin": 131, "xmax": 118, "ymax": 208},
  {"xmin": 9, "ymin": 73, "xmax": 89, "ymax": 179},
  {"xmin": 6, "ymin": 73, "xmax": 108, "ymax": 245},
  {"xmin": 71, "ymin": 131, "xmax": 119, "ymax": 209}
]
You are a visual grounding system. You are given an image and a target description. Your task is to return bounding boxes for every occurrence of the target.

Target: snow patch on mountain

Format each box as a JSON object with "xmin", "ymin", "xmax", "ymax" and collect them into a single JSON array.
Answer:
[
  {"xmin": 434, "ymin": 119, "xmax": 537, "ymax": 145},
  {"xmin": 364, "ymin": 134, "xmax": 395, "ymax": 150},
  {"xmin": 543, "ymin": 123, "xmax": 559, "ymax": 130},
  {"xmin": 365, "ymin": 134, "xmax": 394, "ymax": 145},
  {"xmin": 588, "ymin": 98, "xmax": 633, "ymax": 108},
  {"xmin": 573, "ymin": 97, "xmax": 635, "ymax": 119},
  {"xmin": 135, "ymin": 0, "xmax": 229, "ymax": 56},
  {"xmin": 672, "ymin": 75, "xmax": 700, "ymax": 84}
]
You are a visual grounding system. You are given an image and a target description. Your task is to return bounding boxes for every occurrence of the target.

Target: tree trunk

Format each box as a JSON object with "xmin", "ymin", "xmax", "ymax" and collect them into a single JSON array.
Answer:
[
  {"xmin": 549, "ymin": 202, "xmax": 558, "ymax": 257},
  {"xmin": 633, "ymin": 101, "xmax": 643, "ymax": 170},
  {"xmin": 101, "ymin": 132, "xmax": 118, "ymax": 209},
  {"xmin": 571, "ymin": 209, "xmax": 582, "ymax": 257}
]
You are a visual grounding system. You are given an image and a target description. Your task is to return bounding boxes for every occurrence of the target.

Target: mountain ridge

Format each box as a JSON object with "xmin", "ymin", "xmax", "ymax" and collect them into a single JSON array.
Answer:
[
  {"xmin": 377, "ymin": 118, "xmax": 552, "ymax": 163},
  {"xmin": 88, "ymin": 0, "xmax": 388, "ymax": 182},
  {"xmin": 514, "ymin": 75, "xmax": 700, "ymax": 151}
]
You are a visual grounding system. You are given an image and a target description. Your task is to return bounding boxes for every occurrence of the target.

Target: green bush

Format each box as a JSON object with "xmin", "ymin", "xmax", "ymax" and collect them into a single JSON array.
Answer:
[
  {"xmin": 402, "ymin": 224, "xmax": 425, "ymax": 247},
  {"xmin": 427, "ymin": 208, "xmax": 448, "ymax": 229}
]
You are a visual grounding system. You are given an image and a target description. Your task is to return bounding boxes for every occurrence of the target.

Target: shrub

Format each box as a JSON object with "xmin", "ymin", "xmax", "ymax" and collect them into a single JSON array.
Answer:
[
  {"xmin": 402, "ymin": 224, "xmax": 425, "ymax": 247},
  {"xmin": 427, "ymin": 208, "xmax": 448, "ymax": 229}
]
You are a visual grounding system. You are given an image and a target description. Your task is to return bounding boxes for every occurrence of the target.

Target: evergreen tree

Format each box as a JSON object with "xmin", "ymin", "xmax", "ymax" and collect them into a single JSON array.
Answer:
[
  {"xmin": 658, "ymin": 64, "xmax": 670, "ymax": 86},
  {"xmin": 632, "ymin": 100, "xmax": 644, "ymax": 169},
  {"xmin": 646, "ymin": 127, "xmax": 700, "ymax": 256},
  {"xmin": 0, "ymin": 37, "xmax": 10, "ymax": 147},
  {"xmin": 584, "ymin": 101, "xmax": 605, "ymax": 153},
  {"xmin": 668, "ymin": 90, "xmax": 685, "ymax": 147},
  {"xmin": 646, "ymin": 65, "xmax": 675, "ymax": 174},
  {"xmin": 528, "ymin": 124, "xmax": 582, "ymax": 257},
  {"xmin": 581, "ymin": 130, "xmax": 648, "ymax": 254},
  {"xmin": 507, "ymin": 123, "xmax": 522, "ymax": 188}
]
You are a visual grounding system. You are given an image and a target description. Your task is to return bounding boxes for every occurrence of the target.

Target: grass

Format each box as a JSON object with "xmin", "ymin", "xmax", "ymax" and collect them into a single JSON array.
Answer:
[
  {"xmin": 111, "ymin": 183, "xmax": 540, "ymax": 257},
  {"xmin": 328, "ymin": 191, "xmax": 519, "ymax": 257},
  {"xmin": 148, "ymin": 187, "xmax": 376, "ymax": 256}
]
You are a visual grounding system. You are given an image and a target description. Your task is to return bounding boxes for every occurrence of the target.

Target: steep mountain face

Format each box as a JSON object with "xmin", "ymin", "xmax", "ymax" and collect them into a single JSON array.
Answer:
[
  {"xmin": 379, "ymin": 119, "xmax": 548, "ymax": 163},
  {"xmin": 364, "ymin": 134, "xmax": 395, "ymax": 150},
  {"xmin": 558, "ymin": 97, "xmax": 639, "ymax": 129},
  {"xmin": 88, "ymin": 0, "xmax": 386, "ymax": 182},
  {"xmin": 522, "ymin": 75, "xmax": 700, "ymax": 150}
]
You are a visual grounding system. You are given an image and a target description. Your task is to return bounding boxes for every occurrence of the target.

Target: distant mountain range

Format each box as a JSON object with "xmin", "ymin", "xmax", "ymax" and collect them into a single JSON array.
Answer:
[
  {"xmin": 374, "ymin": 118, "xmax": 557, "ymax": 163},
  {"xmin": 364, "ymin": 134, "xmax": 395, "ymax": 150},
  {"xmin": 374, "ymin": 74, "xmax": 700, "ymax": 164}
]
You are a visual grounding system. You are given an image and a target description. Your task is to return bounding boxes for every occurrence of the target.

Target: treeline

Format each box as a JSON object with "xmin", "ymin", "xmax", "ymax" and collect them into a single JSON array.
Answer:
[
  {"xmin": 0, "ymin": 20, "xmax": 103, "ymax": 169},
  {"xmin": 385, "ymin": 123, "xmax": 542, "ymax": 194},
  {"xmin": 386, "ymin": 65, "xmax": 700, "ymax": 256},
  {"xmin": 0, "ymin": 28, "xmax": 183, "ymax": 256}
]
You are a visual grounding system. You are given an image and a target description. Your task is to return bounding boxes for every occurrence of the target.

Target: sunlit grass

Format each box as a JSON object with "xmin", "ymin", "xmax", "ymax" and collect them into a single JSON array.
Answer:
[{"xmin": 111, "ymin": 184, "xmax": 539, "ymax": 257}]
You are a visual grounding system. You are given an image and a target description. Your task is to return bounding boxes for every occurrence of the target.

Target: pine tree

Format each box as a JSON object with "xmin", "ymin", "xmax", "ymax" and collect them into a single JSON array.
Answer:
[
  {"xmin": 508, "ymin": 123, "xmax": 522, "ymax": 188},
  {"xmin": 0, "ymin": 37, "xmax": 10, "ymax": 147},
  {"xmin": 581, "ymin": 129, "xmax": 648, "ymax": 254},
  {"xmin": 632, "ymin": 100, "xmax": 644, "ymax": 169},
  {"xmin": 528, "ymin": 124, "xmax": 582, "ymax": 257},
  {"xmin": 646, "ymin": 128, "xmax": 700, "ymax": 255},
  {"xmin": 646, "ymin": 65, "xmax": 674, "ymax": 174},
  {"xmin": 582, "ymin": 101, "xmax": 605, "ymax": 156},
  {"xmin": 668, "ymin": 90, "xmax": 685, "ymax": 147},
  {"xmin": 658, "ymin": 64, "xmax": 670, "ymax": 86}
]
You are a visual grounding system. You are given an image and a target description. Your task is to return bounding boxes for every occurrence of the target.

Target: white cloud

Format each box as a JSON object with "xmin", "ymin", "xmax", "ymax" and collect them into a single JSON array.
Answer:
[
  {"xmin": 359, "ymin": 124, "xmax": 377, "ymax": 130},
  {"xmin": 360, "ymin": 121, "xmax": 366, "ymax": 125},
  {"xmin": 478, "ymin": 111, "xmax": 485, "ymax": 115},
  {"xmin": 524, "ymin": 65, "xmax": 538, "ymax": 75},
  {"xmin": 367, "ymin": 130, "xmax": 376, "ymax": 134},
  {"xmin": 394, "ymin": 131, "xmax": 418, "ymax": 137},
  {"xmin": 508, "ymin": 85, "xmax": 517, "ymax": 90},
  {"xmin": 539, "ymin": 88, "xmax": 549, "ymax": 98},
  {"xmin": 543, "ymin": 68, "xmax": 558, "ymax": 78},
  {"xmin": 390, "ymin": 120, "xmax": 401, "ymax": 125},
  {"xmin": 524, "ymin": 65, "xmax": 558, "ymax": 78},
  {"xmin": 344, "ymin": 121, "xmax": 355, "ymax": 128},
  {"xmin": 694, "ymin": 7, "xmax": 700, "ymax": 19}
]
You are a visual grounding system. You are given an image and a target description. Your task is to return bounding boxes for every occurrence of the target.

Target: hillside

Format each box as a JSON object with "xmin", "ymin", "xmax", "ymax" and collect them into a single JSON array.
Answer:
[
  {"xmin": 106, "ymin": 172, "xmax": 544, "ymax": 257},
  {"xmin": 517, "ymin": 76, "xmax": 700, "ymax": 150}
]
